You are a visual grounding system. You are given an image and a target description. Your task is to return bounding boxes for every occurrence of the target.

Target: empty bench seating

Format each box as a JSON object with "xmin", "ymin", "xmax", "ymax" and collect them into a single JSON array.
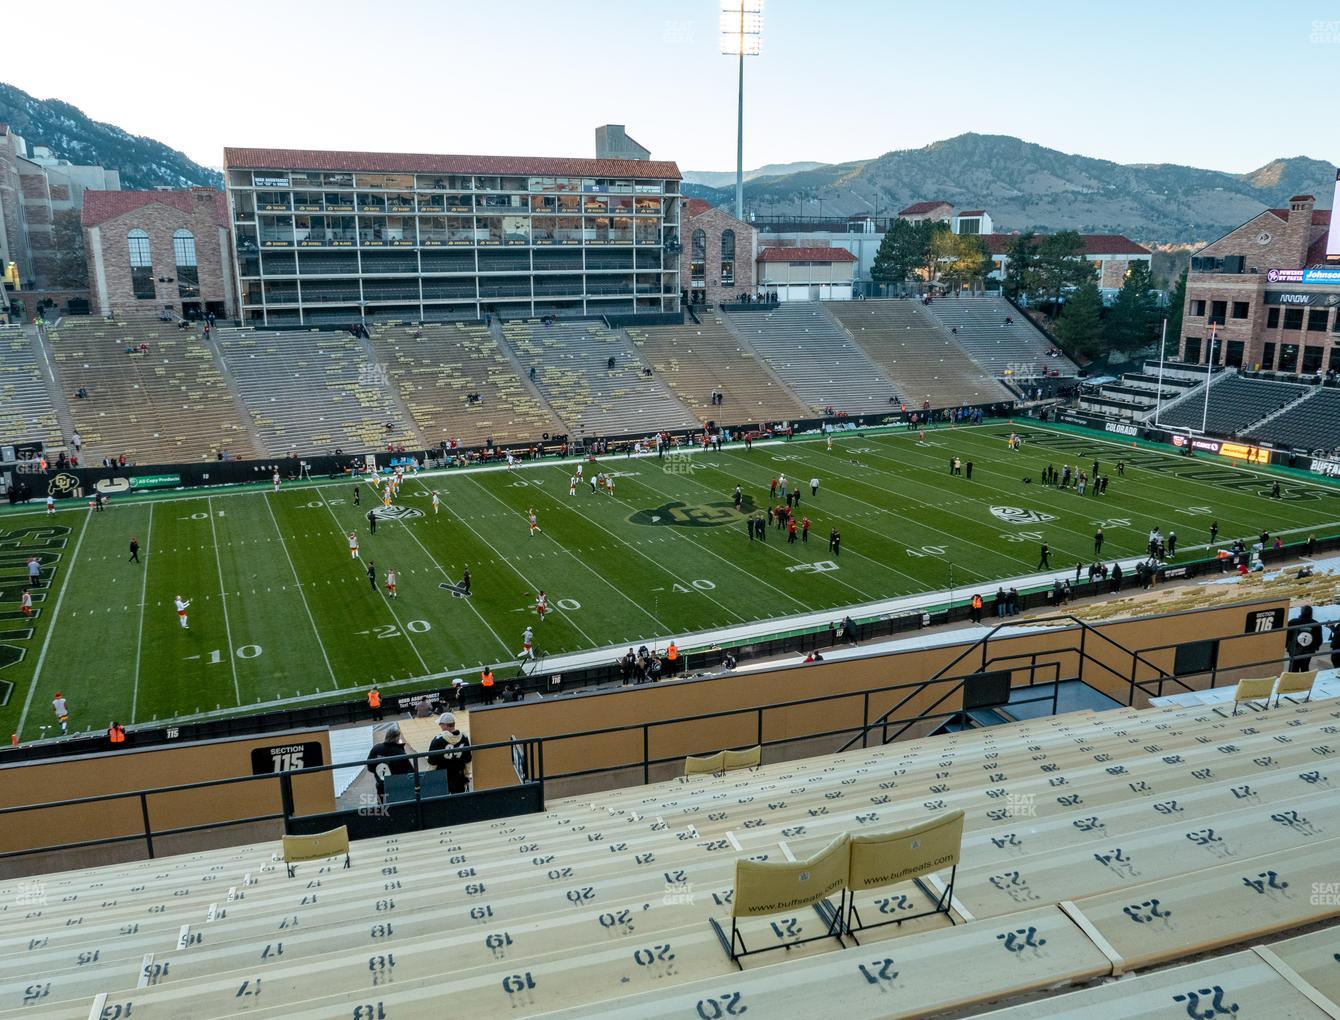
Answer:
[
  {"xmin": 723, "ymin": 302, "xmax": 901, "ymax": 414},
  {"xmin": 5, "ymin": 695, "xmax": 1340, "ymax": 1017},
  {"xmin": 0, "ymin": 325, "xmax": 61, "ymax": 448},
  {"xmin": 48, "ymin": 317, "xmax": 257, "ymax": 463},
  {"xmin": 1247, "ymin": 385, "xmax": 1340, "ymax": 454},
  {"xmin": 215, "ymin": 327, "xmax": 411, "ymax": 455},
  {"xmin": 922, "ymin": 296, "xmax": 1078, "ymax": 379},
  {"xmin": 500, "ymin": 319, "xmax": 697, "ymax": 436},
  {"xmin": 369, "ymin": 322, "xmax": 563, "ymax": 447},
  {"xmin": 1159, "ymin": 373, "xmax": 1307, "ymax": 435},
  {"xmin": 826, "ymin": 300, "xmax": 1015, "ymax": 407},
  {"xmin": 627, "ymin": 313, "xmax": 810, "ymax": 424}
]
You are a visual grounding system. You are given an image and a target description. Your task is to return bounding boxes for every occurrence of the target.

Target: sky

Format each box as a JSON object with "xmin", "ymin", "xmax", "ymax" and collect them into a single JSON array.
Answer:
[{"xmin": 6, "ymin": 0, "xmax": 1337, "ymax": 174}]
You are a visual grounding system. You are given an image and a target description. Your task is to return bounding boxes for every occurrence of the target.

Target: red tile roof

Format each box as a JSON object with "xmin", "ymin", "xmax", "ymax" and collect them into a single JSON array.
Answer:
[
  {"xmin": 223, "ymin": 147, "xmax": 681, "ymax": 181},
  {"xmin": 898, "ymin": 200, "xmax": 952, "ymax": 216},
  {"xmin": 958, "ymin": 209, "xmax": 986, "ymax": 217},
  {"xmin": 82, "ymin": 188, "xmax": 228, "ymax": 229},
  {"xmin": 684, "ymin": 198, "xmax": 713, "ymax": 217},
  {"xmin": 757, "ymin": 246, "xmax": 857, "ymax": 263},
  {"xmin": 1288, "ymin": 194, "xmax": 1315, "ymax": 202},
  {"xmin": 979, "ymin": 233, "xmax": 1150, "ymax": 257}
]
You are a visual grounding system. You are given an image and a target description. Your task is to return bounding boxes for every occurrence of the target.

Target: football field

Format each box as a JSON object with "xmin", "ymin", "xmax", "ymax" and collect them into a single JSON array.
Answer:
[{"xmin": 5, "ymin": 421, "xmax": 1340, "ymax": 741}]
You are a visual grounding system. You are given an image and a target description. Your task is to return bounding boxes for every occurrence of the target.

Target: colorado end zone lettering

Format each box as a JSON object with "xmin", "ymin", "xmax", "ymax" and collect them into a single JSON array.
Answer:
[
  {"xmin": 1023, "ymin": 430, "xmax": 1330, "ymax": 502},
  {"xmin": 0, "ymin": 525, "xmax": 69, "ymax": 681}
]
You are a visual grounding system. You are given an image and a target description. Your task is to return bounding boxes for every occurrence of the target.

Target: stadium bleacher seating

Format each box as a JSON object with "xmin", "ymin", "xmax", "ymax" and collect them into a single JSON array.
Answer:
[
  {"xmin": 724, "ymin": 302, "xmax": 901, "ymax": 414},
  {"xmin": 48, "ymin": 317, "xmax": 258, "ymax": 463},
  {"xmin": 5, "ymin": 693, "xmax": 1338, "ymax": 1017},
  {"xmin": 215, "ymin": 327, "xmax": 413, "ymax": 455},
  {"xmin": 627, "ymin": 312, "xmax": 811, "ymax": 424},
  {"xmin": 1157, "ymin": 373, "xmax": 1308, "ymax": 435},
  {"xmin": 0, "ymin": 325, "xmax": 62, "ymax": 449},
  {"xmin": 500, "ymin": 319, "xmax": 697, "ymax": 436},
  {"xmin": 921, "ymin": 296, "xmax": 1078, "ymax": 379},
  {"xmin": 825, "ymin": 300, "xmax": 1015, "ymax": 407},
  {"xmin": 370, "ymin": 322, "xmax": 564, "ymax": 447},
  {"xmin": 1247, "ymin": 385, "xmax": 1340, "ymax": 454}
]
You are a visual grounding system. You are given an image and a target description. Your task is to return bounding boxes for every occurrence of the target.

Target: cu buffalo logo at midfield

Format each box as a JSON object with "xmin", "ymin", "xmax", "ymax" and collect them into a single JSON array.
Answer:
[
  {"xmin": 371, "ymin": 505, "xmax": 425, "ymax": 522},
  {"xmin": 990, "ymin": 506, "xmax": 1056, "ymax": 525},
  {"xmin": 46, "ymin": 472, "xmax": 82, "ymax": 499},
  {"xmin": 630, "ymin": 499, "xmax": 752, "ymax": 528}
]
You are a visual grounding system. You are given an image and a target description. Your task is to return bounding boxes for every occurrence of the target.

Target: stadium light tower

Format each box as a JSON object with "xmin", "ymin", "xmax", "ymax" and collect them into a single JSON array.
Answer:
[{"xmin": 721, "ymin": 0, "xmax": 763, "ymax": 221}]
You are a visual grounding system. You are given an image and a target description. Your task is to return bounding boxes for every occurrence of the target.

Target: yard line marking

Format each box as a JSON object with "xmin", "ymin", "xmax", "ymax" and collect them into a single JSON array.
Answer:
[
  {"xmin": 130, "ymin": 503, "xmax": 154, "ymax": 723},
  {"xmin": 263, "ymin": 493, "xmax": 338, "ymax": 689},
  {"xmin": 462, "ymin": 473, "xmax": 709, "ymax": 629},
  {"xmin": 438, "ymin": 478, "xmax": 602, "ymax": 648},
  {"xmin": 400, "ymin": 480, "xmax": 510, "ymax": 657},
  {"xmin": 313, "ymin": 487, "xmax": 431, "ymax": 676},
  {"xmin": 17, "ymin": 508, "xmax": 92, "ymax": 738},
  {"xmin": 206, "ymin": 497, "xmax": 242, "ymax": 706}
]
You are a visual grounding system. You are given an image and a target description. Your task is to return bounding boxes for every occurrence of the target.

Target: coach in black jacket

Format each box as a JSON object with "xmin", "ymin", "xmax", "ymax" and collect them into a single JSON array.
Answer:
[{"xmin": 427, "ymin": 713, "xmax": 472, "ymax": 794}]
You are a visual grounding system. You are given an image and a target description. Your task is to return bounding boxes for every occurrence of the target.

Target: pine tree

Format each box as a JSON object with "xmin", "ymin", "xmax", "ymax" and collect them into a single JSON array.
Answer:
[
  {"xmin": 1054, "ymin": 281, "xmax": 1104, "ymax": 360},
  {"xmin": 1104, "ymin": 261, "xmax": 1159, "ymax": 355}
]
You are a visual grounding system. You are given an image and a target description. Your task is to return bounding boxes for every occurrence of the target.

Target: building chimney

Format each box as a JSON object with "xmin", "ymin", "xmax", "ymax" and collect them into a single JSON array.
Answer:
[{"xmin": 1283, "ymin": 194, "xmax": 1315, "ymax": 268}]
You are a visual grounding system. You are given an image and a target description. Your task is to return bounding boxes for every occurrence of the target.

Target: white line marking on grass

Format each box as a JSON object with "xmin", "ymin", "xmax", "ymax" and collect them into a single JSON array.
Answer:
[
  {"xmin": 17, "ymin": 509, "xmax": 92, "ymax": 737},
  {"xmin": 263, "ymin": 493, "xmax": 338, "ymax": 689},
  {"xmin": 206, "ymin": 497, "xmax": 241, "ymax": 706},
  {"xmin": 130, "ymin": 503, "xmax": 153, "ymax": 723},
  {"xmin": 438, "ymin": 480, "xmax": 602, "ymax": 648},
  {"xmin": 400, "ymin": 480, "xmax": 510, "ymax": 657},
  {"xmin": 314, "ymin": 487, "xmax": 431, "ymax": 676}
]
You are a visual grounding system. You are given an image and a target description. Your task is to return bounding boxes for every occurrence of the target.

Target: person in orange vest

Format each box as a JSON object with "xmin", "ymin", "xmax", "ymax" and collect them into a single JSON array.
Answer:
[
  {"xmin": 666, "ymin": 641, "xmax": 679, "ymax": 674},
  {"xmin": 970, "ymin": 593, "xmax": 983, "ymax": 624},
  {"xmin": 480, "ymin": 667, "xmax": 495, "ymax": 704},
  {"xmin": 367, "ymin": 686, "xmax": 383, "ymax": 721},
  {"xmin": 107, "ymin": 721, "xmax": 126, "ymax": 746}
]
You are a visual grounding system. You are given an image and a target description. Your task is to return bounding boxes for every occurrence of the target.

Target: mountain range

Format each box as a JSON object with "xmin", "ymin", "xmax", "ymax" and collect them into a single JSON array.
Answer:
[
  {"xmin": 0, "ymin": 82, "xmax": 221, "ymax": 191},
  {"xmin": 1, "ymin": 81, "xmax": 1332, "ymax": 248},
  {"xmin": 684, "ymin": 134, "xmax": 1336, "ymax": 245}
]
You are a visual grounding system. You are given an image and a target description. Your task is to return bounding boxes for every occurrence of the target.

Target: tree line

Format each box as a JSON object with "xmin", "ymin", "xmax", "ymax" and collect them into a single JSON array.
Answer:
[{"xmin": 870, "ymin": 222, "xmax": 1169, "ymax": 362}]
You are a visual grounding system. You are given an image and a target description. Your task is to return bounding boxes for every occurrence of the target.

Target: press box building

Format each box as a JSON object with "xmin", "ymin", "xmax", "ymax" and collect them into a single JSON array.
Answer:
[{"xmin": 222, "ymin": 147, "xmax": 683, "ymax": 326}]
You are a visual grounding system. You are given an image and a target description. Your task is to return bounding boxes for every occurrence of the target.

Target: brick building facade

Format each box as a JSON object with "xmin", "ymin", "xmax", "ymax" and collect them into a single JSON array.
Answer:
[
  {"xmin": 684, "ymin": 200, "xmax": 755, "ymax": 305},
  {"xmin": 83, "ymin": 189, "xmax": 235, "ymax": 319},
  {"xmin": 1179, "ymin": 195, "xmax": 1339, "ymax": 374}
]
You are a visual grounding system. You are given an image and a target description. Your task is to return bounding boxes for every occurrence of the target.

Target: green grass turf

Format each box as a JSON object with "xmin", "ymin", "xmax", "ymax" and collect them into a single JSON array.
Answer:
[{"xmin": 4, "ymin": 420, "xmax": 1340, "ymax": 740}]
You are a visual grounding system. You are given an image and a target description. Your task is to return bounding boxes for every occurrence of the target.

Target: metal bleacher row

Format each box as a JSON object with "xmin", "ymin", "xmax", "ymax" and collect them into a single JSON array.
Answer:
[
  {"xmin": 48, "ymin": 317, "xmax": 258, "ymax": 463},
  {"xmin": 825, "ymin": 300, "xmax": 1015, "ymax": 408},
  {"xmin": 1158, "ymin": 373, "xmax": 1308, "ymax": 435},
  {"xmin": 214, "ymin": 327, "xmax": 413, "ymax": 456},
  {"xmin": 921, "ymin": 296, "xmax": 1078, "ymax": 380},
  {"xmin": 370, "ymin": 322, "xmax": 564, "ymax": 447},
  {"xmin": 0, "ymin": 325, "xmax": 62, "ymax": 448},
  {"xmin": 724, "ymin": 302, "xmax": 901, "ymax": 414},
  {"xmin": 4, "ymin": 693, "xmax": 1338, "ymax": 1018},
  {"xmin": 1248, "ymin": 386, "xmax": 1340, "ymax": 455},
  {"xmin": 499, "ymin": 319, "xmax": 697, "ymax": 436},
  {"xmin": 627, "ymin": 311, "xmax": 811, "ymax": 425}
]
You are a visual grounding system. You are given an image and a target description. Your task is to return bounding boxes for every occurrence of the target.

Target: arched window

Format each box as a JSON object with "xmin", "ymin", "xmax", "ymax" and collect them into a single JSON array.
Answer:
[
  {"xmin": 173, "ymin": 229, "xmax": 200, "ymax": 298},
  {"xmin": 128, "ymin": 229, "xmax": 154, "ymax": 299},
  {"xmin": 720, "ymin": 228, "xmax": 736, "ymax": 286},
  {"xmin": 690, "ymin": 228, "xmax": 706, "ymax": 281}
]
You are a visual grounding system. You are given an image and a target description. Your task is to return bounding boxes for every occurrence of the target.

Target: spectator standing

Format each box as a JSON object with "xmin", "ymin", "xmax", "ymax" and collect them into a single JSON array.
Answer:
[{"xmin": 427, "ymin": 713, "xmax": 472, "ymax": 793}]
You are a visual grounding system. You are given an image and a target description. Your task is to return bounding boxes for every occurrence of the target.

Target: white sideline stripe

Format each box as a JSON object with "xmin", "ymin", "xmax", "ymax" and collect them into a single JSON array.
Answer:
[
  {"xmin": 135, "ymin": 953, "xmax": 153, "ymax": 988},
  {"xmin": 778, "ymin": 840, "xmax": 796, "ymax": 862},
  {"xmin": 130, "ymin": 502, "xmax": 153, "ymax": 724},
  {"xmin": 726, "ymin": 831, "xmax": 742, "ymax": 851},
  {"xmin": 16, "ymin": 508, "xmax": 92, "ymax": 737},
  {"xmin": 205, "ymin": 497, "xmax": 241, "ymax": 706},
  {"xmin": 87, "ymin": 993, "xmax": 107, "ymax": 1020},
  {"xmin": 1252, "ymin": 945, "xmax": 1340, "ymax": 1019},
  {"xmin": 925, "ymin": 871, "xmax": 975, "ymax": 923},
  {"xmin": 262, "ymin": 491, "xmax": 338, "ymax": 687},
  {"xmin": 1058, "ymin": 899, "xmax": 1125, "ymax": 974}
]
